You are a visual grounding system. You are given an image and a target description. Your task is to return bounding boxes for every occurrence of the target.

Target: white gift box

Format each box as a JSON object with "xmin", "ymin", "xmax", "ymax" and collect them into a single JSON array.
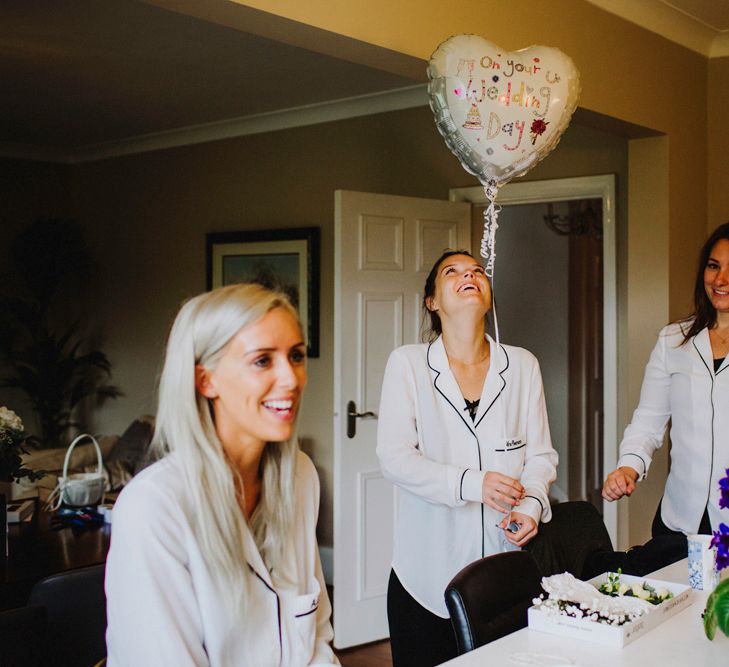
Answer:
[{"xmin": 528, "ymin": 572, "xmax": 693, "ymax": 647}]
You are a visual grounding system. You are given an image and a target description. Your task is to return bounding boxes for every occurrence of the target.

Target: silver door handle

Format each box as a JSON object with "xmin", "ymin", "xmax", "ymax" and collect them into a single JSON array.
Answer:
[{"xmin": 346, "ymin": 400, "xmax": 377, "ymax": 438}]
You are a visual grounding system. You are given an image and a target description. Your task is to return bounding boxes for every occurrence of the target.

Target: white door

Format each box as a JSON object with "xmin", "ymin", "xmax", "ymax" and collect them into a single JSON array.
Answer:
[{"xmin": 333, "ymin": 190, "xmax": 471, "ymax": 648}]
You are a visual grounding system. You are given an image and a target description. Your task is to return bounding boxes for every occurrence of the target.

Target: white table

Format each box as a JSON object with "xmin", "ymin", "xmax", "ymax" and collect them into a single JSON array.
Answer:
[{"xmin": 441, "ymin": 559, "xmax": 729, "ymax": 666}]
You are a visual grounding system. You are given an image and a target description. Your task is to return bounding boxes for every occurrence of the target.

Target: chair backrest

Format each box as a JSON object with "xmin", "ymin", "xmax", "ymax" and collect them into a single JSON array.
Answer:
[
  {"xmin": 28, "ymin": 563, "xmax": 107, "ymax": 667},
  {"xmin": 444, "ymin": 550, "xmax": 543, "ymax": 655},
  {"xmin": 525, "ymin": 500, "xmax": 613, "ymax": 579},
  {"xmin": 0, "ymin": 604, "xmax": 47, "ymax": 667}
]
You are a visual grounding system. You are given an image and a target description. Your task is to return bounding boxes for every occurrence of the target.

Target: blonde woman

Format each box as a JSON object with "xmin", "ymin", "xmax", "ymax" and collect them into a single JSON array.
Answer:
[{"xmin": 105, "ymin": 284, "xmax": 337, "ymax": 666}]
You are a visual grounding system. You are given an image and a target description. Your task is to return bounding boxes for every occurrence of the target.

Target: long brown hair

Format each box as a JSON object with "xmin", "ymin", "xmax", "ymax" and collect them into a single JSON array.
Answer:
[
  {"xmin": 680, "ymin": 222, "xmax": 729, "ymax": 343},
  {"xmin": 422, "ymin": 249, "xmax": 489, "ymax": 341}
]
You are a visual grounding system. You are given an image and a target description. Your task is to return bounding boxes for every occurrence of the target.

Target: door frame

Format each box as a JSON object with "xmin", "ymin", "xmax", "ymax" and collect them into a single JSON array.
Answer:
[{"xmin": 449, "ymin": 175, "xmax": 618, "ymax": 546}]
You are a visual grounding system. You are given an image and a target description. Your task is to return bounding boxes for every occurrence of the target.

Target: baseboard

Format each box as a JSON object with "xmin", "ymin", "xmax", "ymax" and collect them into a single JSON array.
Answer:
[{"xmin": 319, "ymin": 546, "xmax": 333, "ymax": 586}]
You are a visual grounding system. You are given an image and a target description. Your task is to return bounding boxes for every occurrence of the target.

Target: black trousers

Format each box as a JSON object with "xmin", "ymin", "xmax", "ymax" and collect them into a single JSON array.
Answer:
[
  {"xmin": 387, "ymin": 570, "xmax": 458, "ymax": 667},
  {"xmin": 652, "ymin": 498, "xmax": 711, "ymax": 537}
]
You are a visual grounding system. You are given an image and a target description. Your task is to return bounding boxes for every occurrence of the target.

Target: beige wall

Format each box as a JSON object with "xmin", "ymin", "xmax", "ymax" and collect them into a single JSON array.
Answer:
[
  {"xmin": 0, "ymin": 158, "xmax": 72, "ymax": 232},
  {"xmin": 625, "ymin": 136, "xmax": 670, "ymax": 547},
  {"xmin": 709, "ymin": 57, "xmax": 729, "ymax": 233},
  {"xmin": 1, "ymin": 109, "xmax": 628, "ymax": 546}
]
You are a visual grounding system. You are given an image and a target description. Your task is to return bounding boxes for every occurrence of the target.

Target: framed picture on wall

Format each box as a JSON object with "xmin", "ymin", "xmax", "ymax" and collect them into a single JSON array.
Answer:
[{"xmin": 206, "ymin": 227, "xmax": 320, "ymax": 357}]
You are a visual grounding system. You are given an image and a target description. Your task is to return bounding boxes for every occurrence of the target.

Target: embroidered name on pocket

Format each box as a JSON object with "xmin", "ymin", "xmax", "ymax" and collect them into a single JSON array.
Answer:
[
  {"xmin": 295, "ymin": 594, "xmax": 319, "ymax": 618},
  {"xmin": 496, "ymin": 436, "xmax": 526, "ymax": 452}
]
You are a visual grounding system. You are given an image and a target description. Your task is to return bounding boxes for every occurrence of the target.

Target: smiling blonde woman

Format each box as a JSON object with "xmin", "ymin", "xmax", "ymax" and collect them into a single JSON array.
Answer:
[{"xmin": 105, "ymin": 283, "xmax": 337, "ymax": 666}]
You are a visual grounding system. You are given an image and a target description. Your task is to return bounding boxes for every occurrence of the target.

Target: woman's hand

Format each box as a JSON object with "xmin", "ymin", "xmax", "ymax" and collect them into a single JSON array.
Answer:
[
  {"xmin": 498, "ymin": 512, "xmax": 538, "ymax": 547},
  {"xmin": 482, "ymin": 472, "xmax": 524, "ymax": 513},
  {"xmin": 602, "ymin": 466, "xmax": 639, "ymax": 501}
]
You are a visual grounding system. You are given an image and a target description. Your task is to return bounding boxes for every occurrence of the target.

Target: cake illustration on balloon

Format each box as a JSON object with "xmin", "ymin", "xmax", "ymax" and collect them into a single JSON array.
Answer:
[{"xmin": 463, "ymin": 101, "xmax": 483, "ymax": 130}]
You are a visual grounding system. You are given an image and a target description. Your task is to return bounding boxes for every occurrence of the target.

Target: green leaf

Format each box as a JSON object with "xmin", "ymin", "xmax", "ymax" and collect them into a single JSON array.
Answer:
[
  {"xmin": 703, "ymin": 580, "xmax": 729, "ymax": 639},
  {"xmin": 704, "ymin": 605, "xmax": 718, "ymax": 640},
  {"xmin": 714, "ymin": 589, "xmax": 729, "ymax": 637},
  {"xmin": 712, "ymin": 578, "xmax": 729, "ymax": 598}
]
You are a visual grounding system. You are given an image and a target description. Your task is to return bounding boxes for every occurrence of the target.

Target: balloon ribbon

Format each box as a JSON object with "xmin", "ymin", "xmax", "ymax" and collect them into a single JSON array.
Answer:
[
  {"xmin": 479, "ymin": 180, "xmax": 501, "ymax": 278},
  {"xmin": 479, "ymin": 180, "xmax": 505, "ymax": 439}
]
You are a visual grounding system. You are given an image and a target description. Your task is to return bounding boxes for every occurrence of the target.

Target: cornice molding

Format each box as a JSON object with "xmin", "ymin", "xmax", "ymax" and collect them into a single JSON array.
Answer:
[
  {"xmin": 1, "ymin": 84, "xmax": 428, "ymax": 165},
  {"xmin": 586, "ymin": 0, "xmax": 723, "ymax": 58}
]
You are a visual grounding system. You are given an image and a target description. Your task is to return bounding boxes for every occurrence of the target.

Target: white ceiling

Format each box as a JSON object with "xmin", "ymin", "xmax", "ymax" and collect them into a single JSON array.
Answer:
[{"xmin": 3, "ymin": 1, "xmax": 728, "ymax": 164}]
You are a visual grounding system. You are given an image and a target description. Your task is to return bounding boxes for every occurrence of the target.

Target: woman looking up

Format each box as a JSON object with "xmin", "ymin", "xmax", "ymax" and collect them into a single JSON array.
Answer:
[
  {"xmin": 603, "ymin": 223, "xmax": 729, "ymax": 546},
  {"xmin": 105, "ymin": 283, "xmax": 337, "ymax": 666},
  {"xmin": 377, "ymin": 250, "xmax": 558, "ymax": 667}
]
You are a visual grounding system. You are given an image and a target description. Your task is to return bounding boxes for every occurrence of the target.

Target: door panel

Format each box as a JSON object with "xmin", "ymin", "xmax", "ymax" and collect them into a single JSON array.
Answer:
[{"xmin": 333, "ymin": 190, "xmax": 470, "ymax": 648}]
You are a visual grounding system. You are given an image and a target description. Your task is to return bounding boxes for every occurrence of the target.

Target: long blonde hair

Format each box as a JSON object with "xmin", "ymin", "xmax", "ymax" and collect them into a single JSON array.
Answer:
[{"xmin": 153, "ymin": 283, "xmax": 301, "ymax": 607}]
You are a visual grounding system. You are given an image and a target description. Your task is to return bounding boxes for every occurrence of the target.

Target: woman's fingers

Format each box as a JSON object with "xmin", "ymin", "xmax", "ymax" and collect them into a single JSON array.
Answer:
[
  {"xmin": 484, "ymin": 495, "xmax": 511, "ymax": 513},
  {"xmin": 502, "ymin": 513, "xmax": 538, "ymax": 546},
  {"xmin": 482, "ymin": 472, "xmax": 525, "ymax": 510},
  {"xmin": 602, "ymin": 468, "xmax": 637, "ymax": 501}
]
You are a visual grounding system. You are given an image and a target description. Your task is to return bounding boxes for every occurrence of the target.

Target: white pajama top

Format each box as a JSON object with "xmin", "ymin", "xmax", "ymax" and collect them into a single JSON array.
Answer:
[
  {"xmin": 105, "ymin": 451, "xmax": 338, "ymax": 666},
  {"xmin": 618, "ymin": 322, "xmax": 729, "ymax": 534},
  {"xmin": 377, "ymin": 335, "xmax": 558, "ymax": 617}
]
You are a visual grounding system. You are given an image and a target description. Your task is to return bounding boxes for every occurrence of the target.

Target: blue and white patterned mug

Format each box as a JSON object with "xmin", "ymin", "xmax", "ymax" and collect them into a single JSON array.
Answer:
[{"xmin": 688, "ymin": 534, "xmax": 719, "ymax": 590}]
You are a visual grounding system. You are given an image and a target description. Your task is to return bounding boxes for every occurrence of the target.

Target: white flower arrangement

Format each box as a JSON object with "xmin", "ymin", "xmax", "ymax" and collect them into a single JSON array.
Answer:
[
  {"xmin": 532, "ymin": 572, "xmax": 663, "ymax": 627},
  {"xmin": 0, "ymin": 407, "xmax": 23, "ymax": 432},
  {"xmin": 0, "ymin": 406, "xmax": 44, "ymax": 484},
  {"xmin": 599, "ymin": 569, "xmax": 673, "ymax": 605}
]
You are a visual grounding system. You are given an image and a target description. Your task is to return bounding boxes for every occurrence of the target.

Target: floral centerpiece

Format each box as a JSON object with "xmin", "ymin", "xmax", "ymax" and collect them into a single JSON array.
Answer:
[
  {"xmin": 703, "ymin": 468, "xmax": 729, "ymax": 640},
  {"xmin": 599, "ymin": 569, "xmax": 674, "ymax": 605},
  {"xmin": 532, "ymin": 571, "xmax": 674, "ymax": 628},
  {"xmin": 0, "ymin": 406, "xmax": 45, "ymax": 484}
]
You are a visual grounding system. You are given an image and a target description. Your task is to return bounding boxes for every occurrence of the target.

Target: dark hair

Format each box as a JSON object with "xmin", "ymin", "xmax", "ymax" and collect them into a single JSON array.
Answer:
[
  {"xmin": 680, "ymin": 222, "xmax": 729, "ymax": 343},
  {"xmin": 422, "ymin": 249, "xmax": 478, "ymax": 339}
]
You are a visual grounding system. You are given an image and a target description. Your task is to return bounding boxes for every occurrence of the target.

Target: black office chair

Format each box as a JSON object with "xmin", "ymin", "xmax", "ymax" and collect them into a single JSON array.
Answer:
[
  {"xmin": 0, "ymin": 604, "xmax": 47, "ymax": 667},
  {"xmin": 445, "ymin": 550, "xmax": 543, "ymax": 655},
  {"xmin": 28, "ymin": 563, "xmax": 107, "ymax": 667},
  {"xmin": 525, "ymin": 500, "xmax": 613, "ymax": 579}
]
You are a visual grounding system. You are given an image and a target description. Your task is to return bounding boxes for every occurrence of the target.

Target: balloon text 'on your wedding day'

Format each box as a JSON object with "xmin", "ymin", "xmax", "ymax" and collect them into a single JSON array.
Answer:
[{"xmin": 428, "ymin": 34, "xmax": 580, "ymax": 189}]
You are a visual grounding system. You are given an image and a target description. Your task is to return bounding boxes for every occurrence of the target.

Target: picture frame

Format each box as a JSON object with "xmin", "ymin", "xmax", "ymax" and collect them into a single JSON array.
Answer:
[{"xmin": 206, "ymin": 227, "xmax": 320, "ymax": 357}]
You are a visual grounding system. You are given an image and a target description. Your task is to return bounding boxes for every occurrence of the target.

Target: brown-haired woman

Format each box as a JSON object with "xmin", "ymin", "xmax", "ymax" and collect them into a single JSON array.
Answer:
[
  {"xmin": 377, "ymin": 250, "xmax": 558, "ymax": 666},
  {"xmin": 603, "ymin": 222, "xmax": 729, "ymax": 543}
]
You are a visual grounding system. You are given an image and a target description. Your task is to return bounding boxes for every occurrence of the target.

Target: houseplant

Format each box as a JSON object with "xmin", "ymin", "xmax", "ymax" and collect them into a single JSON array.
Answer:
[
  {"xmin": 703, "ymin": 468, "xmax": 729, "ymax": 639},
  {"xmin": 0, "ymin": 219, "xmax": 122, "ymax": 449}
]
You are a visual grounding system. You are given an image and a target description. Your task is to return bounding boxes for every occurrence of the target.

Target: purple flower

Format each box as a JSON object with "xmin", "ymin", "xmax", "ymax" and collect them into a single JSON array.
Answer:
[
  {"xmin": 711, "ymin": 523, "xmax": 729, "ymax": 571},
  {"xmin": 719, "ymin": 469, "xmax": 729, "ymax": 510}
]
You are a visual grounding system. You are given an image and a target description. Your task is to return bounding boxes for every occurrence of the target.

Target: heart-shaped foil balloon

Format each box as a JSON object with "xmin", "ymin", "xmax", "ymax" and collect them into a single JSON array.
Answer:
[{"xmin": 428, "ymin": 34, "xmax": 580, "ymax": 187}]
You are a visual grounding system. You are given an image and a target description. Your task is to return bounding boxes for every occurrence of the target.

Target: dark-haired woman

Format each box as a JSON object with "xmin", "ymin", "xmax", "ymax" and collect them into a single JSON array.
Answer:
[
  {"xmin": 603, "ymin": 222, "xmax": 729, "ymax": 542},
  {"xmin": 377, "ymin": 250, "xmax": 558, "ymax": 667}
]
